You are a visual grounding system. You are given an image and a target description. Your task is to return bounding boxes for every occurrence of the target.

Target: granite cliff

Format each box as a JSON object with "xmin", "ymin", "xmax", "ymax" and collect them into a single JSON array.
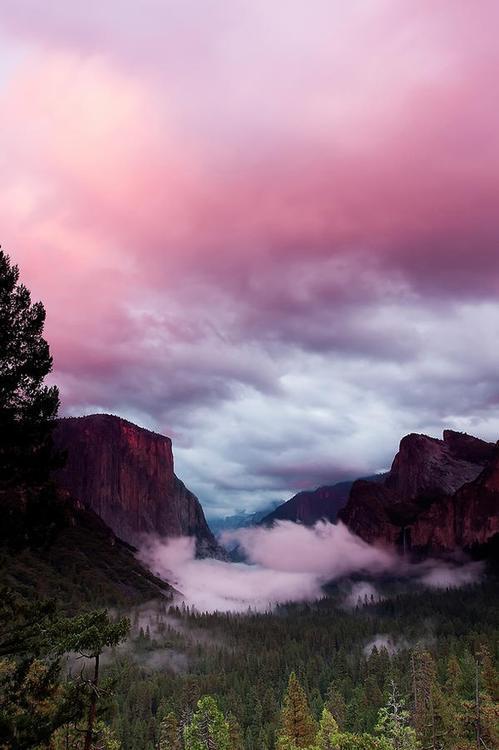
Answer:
[
  {"xmin": 339, "ymin": 430, "xmax": 499, "ymax": 554},
  {"xmin": 53, "ymin": 414, "xmax": 221, "ymax": 556}
]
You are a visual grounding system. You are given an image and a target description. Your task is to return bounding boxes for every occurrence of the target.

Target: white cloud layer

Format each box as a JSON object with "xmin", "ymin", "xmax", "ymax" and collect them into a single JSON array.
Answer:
[{"xmin": 139, "ymin": 521, "xmax": 484, "ymax": 613}]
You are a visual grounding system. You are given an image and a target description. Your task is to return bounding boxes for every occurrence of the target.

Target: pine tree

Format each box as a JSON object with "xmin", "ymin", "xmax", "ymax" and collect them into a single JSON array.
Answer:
[
  {"xmin": 460, "ymin": 649, "xmax": 499, "ymax": 749},
  {"xmin": 0, "ymin": 248, "xmax": 61, "ymax": 489},
  {"xmin": 183, "ymin": 695, "xmax": 230, "ymax": 750},
  {"xmin": 478, "ymin": 646, "xmax": 499, "ymax": 748},
  {"xmin": 310, "ymin": 686, "xmax": 324, "ymax": 720},
  {"xmin": 443, "ymin": 655, "xmax": 465, "ymax": 749},
  {"xmin": 445, "ymin": 654, "xmax": 462, "ymax": 697},
  {"xmin": 316, "ymin": 707, "xmax": 340, "ymax": 750},
  {"xmin": 227, "ymin": 713, "xmax": 244, "ymax": 750},
  {"xmin": 375, "ymin": 680, "xmax": 417, "ymax": 750},
  {"xmin": 277, "ymin": 672, "xmax": 317, "ymax": 749},
  {"xmin": 0, "ymin": 591, "xmax": 76, "ymax": 748},
  {"xmin": 57, "ymin": 610, "xmax": 130, "ymax": 750},
  {"xmin": 478, "ymin": 644, "xmax": 499, "ymax": 701},
  {"xmin": 179, "ymin": 677, "xmax": 199, "ymax": 736},
  {"xmin": 325, "ymin": 686, "xmax": 347, "ymax": 730},
  {"xmin": 51, "ymin": 720, "xmax": 122, "ymax": 750},
  {"xmin": 0, "ymin": 592, "xmax": 128, "ymax": 750},
  {"xmin": 158, "ymin": 711, "xmax": 181, "ymax": 750},
  {"xmin": 411, "ymin": 649, "xmax": 447, "ymax": 750}
]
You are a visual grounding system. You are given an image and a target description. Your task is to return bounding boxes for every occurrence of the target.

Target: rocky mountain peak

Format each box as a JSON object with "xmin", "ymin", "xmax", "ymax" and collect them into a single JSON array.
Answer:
[
  {"xmin": 385, "ymin": 430, "xmax": 493, "ymax": 501},
  {"xmin": 339, "ymin": 429, "xmax": 498, "ymax": 554}
]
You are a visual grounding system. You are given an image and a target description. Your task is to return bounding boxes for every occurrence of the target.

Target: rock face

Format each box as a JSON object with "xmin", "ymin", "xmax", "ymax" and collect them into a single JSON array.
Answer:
[
  {"xmin": 339, "ymin": 430, "xmax": 499, "ymax": 554},
  {"xmin": 260, "ymin": 482, "xmax": 355, "ymax": 526},
  {"xmin": 385, "ymin": 431, "xmax": 495, "ymax": 500},
  {"xmin": 260, "ymin": 475, "xmax": 387, "ymax": 528},
  {"xmin": 53, "ymin": 414, "xmax": 220, "ymax": 556}
]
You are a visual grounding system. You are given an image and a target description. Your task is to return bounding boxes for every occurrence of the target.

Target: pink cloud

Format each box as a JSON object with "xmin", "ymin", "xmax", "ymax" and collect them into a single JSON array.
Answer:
[
  {"xmin": 138, "ymin": 523, "xmax": 483, "ymax": 613},
  {"xmin": 1, "ymin": 2, "xmax": 499, "ymax": 510}
]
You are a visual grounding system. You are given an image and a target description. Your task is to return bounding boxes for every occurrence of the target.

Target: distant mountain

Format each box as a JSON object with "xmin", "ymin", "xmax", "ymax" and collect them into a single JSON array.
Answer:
[
  {"xmin": 339, "ymin": 430, "xmax": 499, "ymax": 554},
  {"xmin": 259, "ymin": 476, "xmax": 385, "ymax": 527},
  {"xmin": 53, "ymin": 414, "xmax": 222, "ymax": 557},
  {"xmin": 209, "ymin": 502, "xmax": 282, "ymax": 534}
]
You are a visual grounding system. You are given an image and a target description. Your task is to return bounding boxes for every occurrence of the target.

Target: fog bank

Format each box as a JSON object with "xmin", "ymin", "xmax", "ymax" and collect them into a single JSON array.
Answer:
[{"xmin": 139, "ymin": 521, "xmax": 484, "ymax": 613}]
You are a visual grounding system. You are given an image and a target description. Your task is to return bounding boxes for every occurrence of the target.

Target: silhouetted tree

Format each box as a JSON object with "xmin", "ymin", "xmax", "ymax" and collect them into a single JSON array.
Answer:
[{"xmin": 0, "ymin": 248, "xmax": 61, "ymax": 488}]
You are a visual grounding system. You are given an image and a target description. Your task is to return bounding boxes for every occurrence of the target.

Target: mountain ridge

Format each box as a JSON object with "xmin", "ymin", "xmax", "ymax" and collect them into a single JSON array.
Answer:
[{"xmin": 259, "ymin": 475, "xmax": 387, "ymax": 527}]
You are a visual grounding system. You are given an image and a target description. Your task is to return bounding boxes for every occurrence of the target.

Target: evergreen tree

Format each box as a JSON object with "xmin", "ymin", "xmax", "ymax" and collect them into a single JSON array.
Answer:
[
  {"xmin": 0, "ymin": 655, "xmax": 65, "ymax": 749},
  {"xmin": 0, "ymin": 591, "xmax": 76, "ymax": 749},
  {"xmin": 411, "ymin": 649, "xmax": 449, "ymax": 750},
  {"xmin": 57, "ymin": 610, "xmax": 130, "ymax": 750},
  {"xmin": 478, "ymin": 644, "xmax": 499, "ymax": 701},
  {"xmin": 0, "ymin": 248, "xmax": 61, "ymax": 489},
  {"xmin": 478, "ymin": 646, "xmax": 499, "ymax": 747},
  {"xmin": 460, "ymin": 650, "xmax": 499, "ymax": 750},
  {"xmin": 158, "ymin": 712, "xmax": 181, "ymax": 750},
  {"xmin": 375, "ymin": 681, "xmax": 417, "ymax": 750},
  {"xmin": 183, "ymin": 696, "xmax": 230, "ymax": 750},
  {"xmin": 0, "ymin": 592, "xmax": 128, "ymax": 750},
  {"xmin": 316, "ymin": 707, "xmax": 340, "ymax": 750},
  {"xmin": 51, "ymin": 719, "xmax": 122, "ymax": 750},
  {"xmin": 443, "ymin": 655, "xmax": 465, "ymax": 749},
  {"xmin": 445, "ymin": 655, "xmax": 462, "ymax": 698},
  {"xmin": 325, "ymin": 686, "xmax": 347, "ymax": 730},
  {"xmin": 227, "ymin": 713, "xmax": 244, "ymax": 750},
  {"xmin": 179, "ymin": 678, "xmax": 199, "ymax": 736},
  {"xmin": 278, "ymin": 672, "xmax": 317, "ymax": 749}
]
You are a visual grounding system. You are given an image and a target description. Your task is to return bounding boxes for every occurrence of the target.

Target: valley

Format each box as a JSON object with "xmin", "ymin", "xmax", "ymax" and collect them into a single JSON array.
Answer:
[{"xmin": 3, "ymin": 399, "xmax": 498, "ymax": 749}]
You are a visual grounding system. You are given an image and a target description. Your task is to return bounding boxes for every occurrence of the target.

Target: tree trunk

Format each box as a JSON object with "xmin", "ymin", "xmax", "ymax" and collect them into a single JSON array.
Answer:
[
  {"xmin": 475, "ymin": 659, "xmax": 481, "ymax": 750},
  {"xmin": 84, "ymin": 653, "xmax": 100, "ymax": 750}
]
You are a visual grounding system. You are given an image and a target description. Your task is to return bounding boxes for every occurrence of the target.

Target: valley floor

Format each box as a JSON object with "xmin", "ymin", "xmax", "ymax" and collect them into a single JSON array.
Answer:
[{"xmin": 104, "ymin": 574, "xmax": 499, "ymax": 750}]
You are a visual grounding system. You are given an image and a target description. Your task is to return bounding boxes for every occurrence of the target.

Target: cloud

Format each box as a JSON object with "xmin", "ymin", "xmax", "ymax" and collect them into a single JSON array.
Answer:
[
  {"xmin": 345, "ymin": 582, "xmax": 383, "ymax": 609},
  {"xmin": 138, "ymin": 521, "xmax": 485, "ymax": 614},
  {"xmin": 222, "ymin": 521, "xmax": 394, "ymax": 577},
  {"xmin": 2, "ymin": 2, "xmax": 499, "ymax": 512},
  {"xmin": 417, "ymin": 560, "xmax": 484, "ymax": 589},
  {"xmin": 363, "ymin": 635, "xmax": 403, "ymax": 656},
  {"xmin": 139, "ymin": 534, "xmax": 323, "ymax": 613}
]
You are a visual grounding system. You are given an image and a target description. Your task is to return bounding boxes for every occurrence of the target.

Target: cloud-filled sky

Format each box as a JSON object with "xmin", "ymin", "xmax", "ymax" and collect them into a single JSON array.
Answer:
[{"xmin": 2, "ymin": 1, "xmax": 499, "ymax": 515}]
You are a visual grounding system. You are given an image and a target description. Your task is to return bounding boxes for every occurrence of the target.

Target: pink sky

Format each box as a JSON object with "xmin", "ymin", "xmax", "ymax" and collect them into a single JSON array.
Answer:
[{"xmin": 2, "ymin": 1, "xmax": 499, "ymax": 514}]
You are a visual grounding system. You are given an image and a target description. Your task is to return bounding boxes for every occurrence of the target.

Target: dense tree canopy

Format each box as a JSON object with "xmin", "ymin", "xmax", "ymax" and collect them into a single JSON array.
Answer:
[{"xmin": 97, "ymin": 580, "xmax": 498, "ymax": 750}]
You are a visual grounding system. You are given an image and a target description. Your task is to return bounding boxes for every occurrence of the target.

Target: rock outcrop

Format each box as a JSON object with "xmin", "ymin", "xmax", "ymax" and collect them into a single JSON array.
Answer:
[
  {"xmin": 53, "ymin": 414, "xmax": 221, "ymax": 556},
  {"xmin": 339, "ymin": 430, "xmax": 499, "ymax": 554},
  {"xmin": 385, "ymin": 431, "xmax": 495, "ymax": 500}
]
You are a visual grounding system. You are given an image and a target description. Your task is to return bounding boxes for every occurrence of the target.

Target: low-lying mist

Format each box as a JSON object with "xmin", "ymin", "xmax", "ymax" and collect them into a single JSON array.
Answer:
[{"xmin": 139, "ymin": 521, "xmax": 484, "ymax": 614}]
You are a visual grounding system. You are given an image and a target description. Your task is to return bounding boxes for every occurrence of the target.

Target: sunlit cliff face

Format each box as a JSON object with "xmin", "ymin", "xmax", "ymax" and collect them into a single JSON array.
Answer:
[{"xmin": 2, "ymin": 1, "xmax": 499, "ymax": 514}]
